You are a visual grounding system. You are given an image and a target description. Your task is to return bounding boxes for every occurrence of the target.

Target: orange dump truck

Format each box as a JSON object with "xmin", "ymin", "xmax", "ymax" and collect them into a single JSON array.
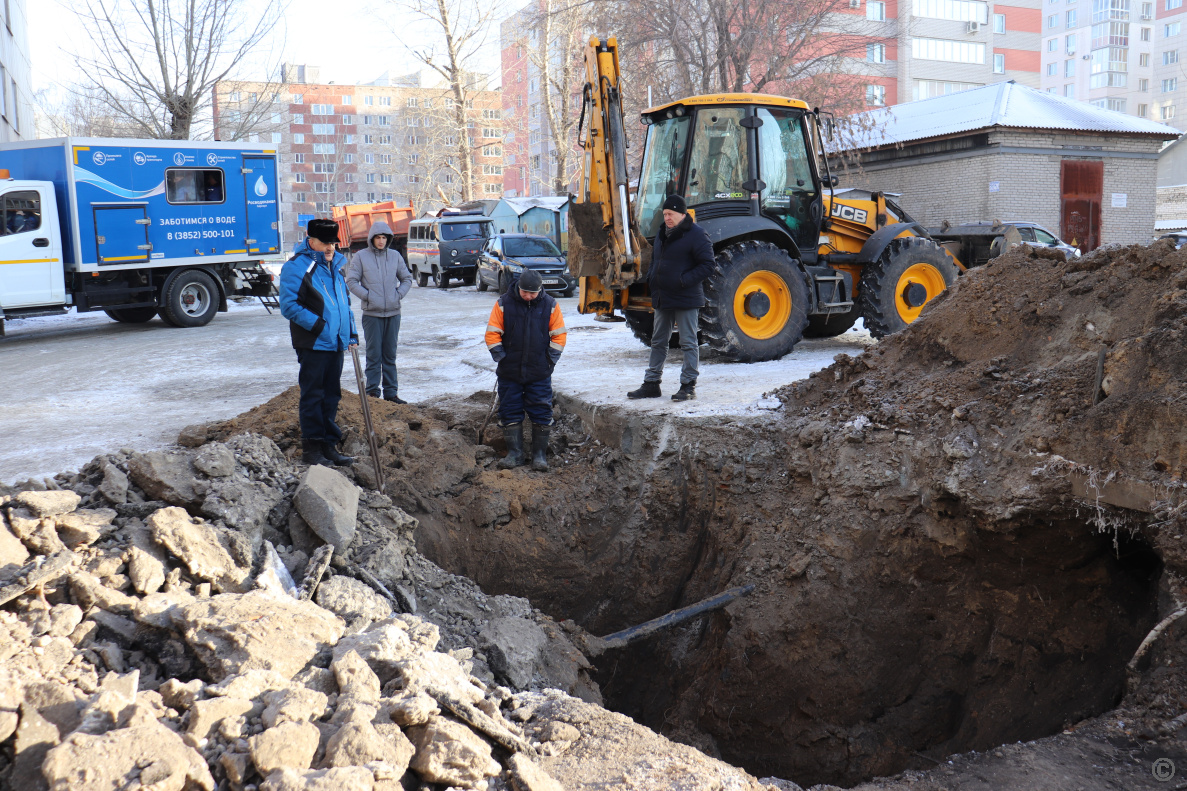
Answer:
[{"xmin": 331, "ymin": 201, "xmax": 415, "ymax": 260}]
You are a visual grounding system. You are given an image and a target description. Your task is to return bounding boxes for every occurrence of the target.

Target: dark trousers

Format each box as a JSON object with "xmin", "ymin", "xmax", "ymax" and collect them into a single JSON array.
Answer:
[
  {"xmin": 295, "ymin": 348, "xmax": 344, "ymax": 443},
  {"xmin": 361, "ymin": 314, "xmax": 401, "ymax": 396},
  {"xmin": 498, "ymin": 376, "xmax": 553, "ymax": 426}
]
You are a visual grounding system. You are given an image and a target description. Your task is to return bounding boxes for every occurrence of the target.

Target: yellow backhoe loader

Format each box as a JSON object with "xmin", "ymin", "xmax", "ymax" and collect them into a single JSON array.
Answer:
[{"xmin": 570, "ymin": 37, "xmax": 1008, "ymax": 361}]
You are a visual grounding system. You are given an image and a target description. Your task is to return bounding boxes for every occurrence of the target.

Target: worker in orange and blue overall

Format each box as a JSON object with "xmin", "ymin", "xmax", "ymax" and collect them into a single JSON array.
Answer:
[{"xmin": 484, "ymin": 269, "xmax": 567, "ymax": 472}]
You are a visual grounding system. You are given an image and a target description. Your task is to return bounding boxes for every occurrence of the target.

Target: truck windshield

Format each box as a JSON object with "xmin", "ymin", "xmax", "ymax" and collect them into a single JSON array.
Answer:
[
  {"xmin": 440, "ymin": 222, "xmax": 491, "ymax": 241},
  {"xmin": 505, "ymin": 238, "xmax": 560, "ymax": 257},
  {"xmin": 636, "ymin": 114, "xmax": 691, "ymax": 238}
]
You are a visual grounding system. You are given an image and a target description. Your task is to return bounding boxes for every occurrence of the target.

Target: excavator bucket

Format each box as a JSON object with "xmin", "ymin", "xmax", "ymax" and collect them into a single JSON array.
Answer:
[{"xmin": 568, "ymin": 201, "xmax": 610, "ymax": 278}]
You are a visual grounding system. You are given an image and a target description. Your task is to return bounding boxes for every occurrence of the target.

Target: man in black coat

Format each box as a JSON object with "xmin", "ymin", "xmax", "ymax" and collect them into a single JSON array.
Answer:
[{"xmin": 628, "ymin": 194, "xmax": 716, "ymax": 402}]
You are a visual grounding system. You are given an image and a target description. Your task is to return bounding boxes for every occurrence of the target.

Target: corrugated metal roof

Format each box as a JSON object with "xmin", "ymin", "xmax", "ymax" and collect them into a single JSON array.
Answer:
[
  {"xmin": 844, "ymin": 82, "xmax": 1180, "ymax": 150},
  {"xmin": 1155, "ymin": 219, "xmax": 1187, "ymax": 231},
  {"xmin": 501, "ymin": 196, "xmax": 569, "ymax": 215}
]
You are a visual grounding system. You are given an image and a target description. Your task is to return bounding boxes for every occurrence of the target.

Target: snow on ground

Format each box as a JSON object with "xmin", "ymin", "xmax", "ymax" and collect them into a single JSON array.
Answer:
[{"xmin": 0, "ymin": 284, "xmax": 872, "ymax": 482}]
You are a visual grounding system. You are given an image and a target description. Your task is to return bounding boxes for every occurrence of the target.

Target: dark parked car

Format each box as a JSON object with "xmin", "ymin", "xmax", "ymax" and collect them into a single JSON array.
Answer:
[
  {"xmin": 477, "ymin": 234, "xmax": 576, "ymax": 296},
  {"xmin": 1158, "ymin": 231, "xmax": 1187, "ymax": 249}
]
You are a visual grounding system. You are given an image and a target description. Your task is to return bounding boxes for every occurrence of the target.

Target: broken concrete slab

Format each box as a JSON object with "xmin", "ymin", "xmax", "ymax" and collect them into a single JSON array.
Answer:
[
  {"xmin": 200, "ymin": 478, "xmax": 282, "ymax": 549},
  {"xmin": 7, "ymin": 508, "xmax": 66, "ymax": 555},
  {"xmin": 171, "ymin": 590, "xmax": 345, "ymax": 681},
  {"xmin": 250, "ymin": 719, "xmax": 321, "ymax": 776},
  {"xmin": 42, "ymin": 718, "xmax": 215, "ymax": 791},
  {"xmin": 316, "ymin": 575, "xmax": 393, "ymax": 623},
  {"xmin": 97, "ymin": 462, "xmax": 129, "ymax": 505},
  {"xmin": 14, "ymin": 489, "xmax": 81, "ymax": 517},
  {"xmin": 126, "ymin": 545, "xmax": 166, "ymax": 595},
  {"xmin": 385, "ymin": 691, "xmax": 439, "ymax": 727},
  {"xmin": 193, "ymin": 442, "xmax": 236, "ymax": 478},
  {"xmin": 407, "ymin": 715, "xmax": 502, "ymax": 789},
  {"xmin": 332, "ymin": 649, "xmax": 382, "ymax": 702},
  {"xmin": 54, "ymin": 508, "xmax": 116, "ymax": 549},
  {"xmin": 480, "ymin": 616, "xmax": 549, "ymax": 689},
  {"xmin": 11, "ymin": 701, "xmax": 61, "ymax": 791},
  {"xmin": 148, "ymin": 506, "xmax": 251, "ymax": 593},
  {"xmin": 506, "ymin": 753, "xmax": 567, "ymax": 791},
  {"xmin": 187, "ymin": 696, "xmax": 258, "ymax": 740},
  {"xmin": 127, "ymin": 451, "xmax": 207, "ymax": 509},
  {"xmin": 261, "ymin": 766, "xmax": 374, "ymax": 791},
  {"xmin": 159, "ymin": 678, "xmax": 203, "ymax": 711},
  {"xmin": 0, "ymin": 515, "xmax": 29, "ymax": 575},
  {"xmin": 261, "ymin": 687, "xmax": 330, "ymax": 728},
  {"xmin": 206, "ymin": 668, "xmax": 291, "ymax": 701},
  {"xmin": 69, "ymin": 570, "xmax": 137, "ymax": 615},
  {"xmin": 322, "ymin": 719, "xmax": 414, "ymax": 774},
  {"xmin": 294, "ymin": 465, "xmax": 359, "ymax": 551}
]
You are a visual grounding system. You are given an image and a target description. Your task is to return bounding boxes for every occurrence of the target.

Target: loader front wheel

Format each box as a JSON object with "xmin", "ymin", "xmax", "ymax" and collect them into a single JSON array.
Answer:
[
  {"xmin": 701, "ymin": 241, "xmax": 809, "ymax": 362},
  {"xmin": 858, "ymin": 238, "xmax": 958, "ymax": 339}
]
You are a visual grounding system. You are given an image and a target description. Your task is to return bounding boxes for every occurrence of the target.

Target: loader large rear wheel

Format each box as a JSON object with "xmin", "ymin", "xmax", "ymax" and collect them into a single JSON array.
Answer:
[
  {"xmin": 858, "ymin": 237, "xmax": 958, "ymax": 339},
  {"xmin": 623, "ymin": 310, "xmax": 681, "ymax": 348},
  {"xmin": 702, "ymin": 241, "xmax": 809, "ymax": 362}
]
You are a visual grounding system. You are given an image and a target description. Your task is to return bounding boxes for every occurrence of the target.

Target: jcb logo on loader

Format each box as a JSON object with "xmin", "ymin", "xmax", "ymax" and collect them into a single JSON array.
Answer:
[{"xmin": 830, "ymin": 203, "xmax": 868, "ymax": 224}]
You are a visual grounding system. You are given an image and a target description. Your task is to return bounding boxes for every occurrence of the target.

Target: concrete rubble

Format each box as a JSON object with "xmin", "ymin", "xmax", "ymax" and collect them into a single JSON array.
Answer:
[{"xmin": 0, "ymin": 428, "xmax": 778, "ymax": 791}]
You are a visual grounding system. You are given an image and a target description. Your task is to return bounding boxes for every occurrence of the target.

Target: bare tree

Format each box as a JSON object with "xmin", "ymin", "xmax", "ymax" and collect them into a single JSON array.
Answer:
[
  {"xmin": 530, "ymin": 0, "xmax": 589, "ymax": 194},
  {"xmin": 72, "ymin": 0, "xmax": 287, "ymax": 139},
  {"xmin": 398, "ymin": 0, "xmax": 498, "ymax": 201},
  {"xmin": 35, "ymin": 87, "xmax": 142, "ymax": 138}
]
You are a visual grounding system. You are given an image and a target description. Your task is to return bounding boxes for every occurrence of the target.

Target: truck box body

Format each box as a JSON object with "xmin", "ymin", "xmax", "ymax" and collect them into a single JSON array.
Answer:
[{"xmin": 0, "ymin": 137, "xmax": 280, "ymax": 323}]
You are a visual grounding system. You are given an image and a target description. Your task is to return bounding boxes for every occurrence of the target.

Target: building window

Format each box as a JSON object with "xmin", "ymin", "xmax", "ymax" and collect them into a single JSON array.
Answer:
[
  {"xmin": 482, "ymin": 164, "xmax": 503, "ymax": 175},
  {"xmin": 1138, "ymin": 103, "xmax": 1148, "ymax": 115},
  {"xmin": 1165, "ymin": 49, "xmax": 1179, "ymax": 64},
  {"xmin": 366, "ymin": 192, "xmax": 376, "ymax": 201},
  {"xmin": 315, "ymin": 202, "xmax": 328, "ymax": 212},
  {"xmin": 344, "ymin": 154, "xmax": 354, "ymax": 164},
  {"xmin": 294, "ymin": 193, "xmax": 306, "ymax": 203},
  {"xmin": 1143, "ymin": 0, "xmax": 1154, "ymax": 14},
  {"xmin": 292, "ymin": 93, "xmax": 303, "ymax": 103},
  {"xmin": 866, "ymin": 84, "xmax": 887, "ymax": 104},
  {"xmin": 914, "ymin": 0, "xmax": 988, "ymax": 21},
  {"xmin": 483, "ymin": 128, "xmax": 500, "ymax": 138},
  {"xmin": 313, "ymin": 163, "xmax": 335, "ymax": 173},
  {"xmin": 407, "ymin": 174, "xmax": 420, "ymax": 183},
  {"xmin": 867, "ymin": 43, "xmax": 886, "ymax": 62},
  {"xmin": 443, "ymin": 173, "xmax": 454, "ymax": 184},
  {"xmin": 312, "ymin": 143, "xmax": 335, "ymax": 154},
  {"xmin": 407, "ymin": 97, "xmax": 418, "ymax": 107},
  {"xmin": 1048, "ymin": 14, "xmax": 1058, "ymax": 27},
  {"xmin": 1048, "ymin": 38, "xmax": 1058, "ymax": 50},
  {"xmin": 484, "ymin": 183, "xmax": 501, "ymax": 194},
  {"xmin": 313, "ymin": 182, "xmax": 332, "ymax": 193},
  {"xmin": 530, "ymin": 154, "xmax": 541, "ymax": 170},
  {"xmin": 1162, "ymin": 104, "xmax": 1176, "ymax": 119},
  {"xmin": 407, "ymin": 116, "xmax": 419, "ymax": 126},
  {"xmin": 1066, "ymin": 9, "xmax": 1077, "ymax": 25},
  {"xmin": 529, "ymin": 77, "xmax": 539, "ymax": 92},
  {"xmin": 867, "ymin": 0, "xmax": 886, "ymax": 19},
  {"xmin": 911, "ymin": 37, "xmax": 986, "ymax": 63},
  {"xmin": 1065, "ymin": 83, "xmax": 1075, "ymax": 96},
  {"xmin": 293, "ymin": 133, "xmax": 305, "ymax": 144},
  {"xmin": 294, "ymin": 154, "xmax": 305, "ymax": 164},
  {"xmin": 1141, "ymin": 77, "xmax": 1150, "ymax": 89},
  {"xmin": 1066, "ymin": 33, "xmax": 1077, "ymax": 53},
  {"xmin": 1163, "ymin": 77, "xmax": 1178, "ymax": 91},
  {"xmin": 344, "ymin": 134, "xmax": 355, "ymax": 144},
  {"xmin": 380, "ymin": 96, "xmax": 391, "ymax": 106},
  {"xmin": 292, "ymin": 113, "xmax": 304, "ymax": 124},
  {"xmin": 342, "ymin": 95, "xmax": 353, "ymax": 105},
  {"xmin": 483, "ymin": 108, "xmax": 501, "ymax": 119},
  {"xmin": 1141, "ymin": 52, "xmax": 1151, "ymax": 65},
  {"xmin": 365, "ymin": 96, "xmax": 374, "ymax": 105},
  {"xmin": 994, "ymin": 12, "xmax": 1006, "ymax": 31},
  {"xmin": 380, "ymin": 154, "xmax": 392, "ymax": 164},
  {"xmin": 364, "ymin": 135, "xmax": 374, "ymax": 144},
  {"xmin": 295, "ymin": 173, "xmax": 306, "ymax": 183},
  {"xmin": 379, "ymin": 135, "xmax": 392, "ymax": 144},
  {"xmin": 1166, "ymin": 21, "xmax": 1180, "ymax": 36},
  {"xmin": 364, "ymin": 154, "xmax": 374, "ymax": 164},
  {"xmin": 229, "ymin": 91, "xmax": 241, "ymax": 102},
  {"xmin": 366, "ymin": 173, "xmax": 376, "ymax": 183},
  {"xmin": 407, "ymin": 136, "xmax": 419, "ymax": 145},
  {"xmin": 271, "ymin": 132, "xmax": 282, "ymax": 143},
  {"xmin": 1109, "ymin": 98, "xmax": 1127, "ymax": 110},
  {"xmin": 311, "ymin": 104, "xmax": 333, "ymax": 115},
  {"xmin": 482, "ymin": 145, "xmax": 502, "ymax": 156},
  {"xmin": 1169, "ymin": 0, "xmax": 1182, "ymax": 8},
  {"xmin": 312, "ymin": 123, "xmax": 334, "ymax": 135},
  {"xmin": 994, "ymin": 53, "xmax": 1006, "ymax": 72},
  {"xmin": 1047, "ymin": 61, "xmax": 1058, "ymax": 74},
  {"xmin": 1142, "ymin": 26, "xmax": 1152, "ymax": 39},
  {"xmin": 342, "ymin": 115, "xmax": 354, "ymax": 125},
  {"xmin": 1065, "ymin": 58, "xmax": 1075, "ymax": 75},
  {"xmin": 381, "ymin": 174, "xmax": 392, "ymax": 183}
]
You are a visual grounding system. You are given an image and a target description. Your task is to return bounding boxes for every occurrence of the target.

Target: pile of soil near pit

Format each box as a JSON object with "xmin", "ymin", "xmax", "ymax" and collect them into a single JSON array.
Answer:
[{"xmin": 350, "ymin": 241, "xmax": 1187, "ymax": 788}]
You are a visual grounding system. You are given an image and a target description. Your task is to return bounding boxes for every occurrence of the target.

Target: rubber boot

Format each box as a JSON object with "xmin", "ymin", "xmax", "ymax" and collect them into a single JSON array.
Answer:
[
  {"xmin": 302, "ymin": 439, "xmax": 330, "ymax": 466},
  {"xmin": 530, "ymin": 423, "xmax": 550, "ymax": 472},
  {"xmin": 627, "ymin": 381, "xmax": 662, "ymax": 399},
  {"xmin": 322, "ymin": 442, "xmax": 355, "ymax": 466},
  {"xmin": 671, "ymin": 382, "xmax": 696, "ymax": 401},
  {"xmin": 499, "ymin": 424, "xmax": 526, "ymax": 468}
]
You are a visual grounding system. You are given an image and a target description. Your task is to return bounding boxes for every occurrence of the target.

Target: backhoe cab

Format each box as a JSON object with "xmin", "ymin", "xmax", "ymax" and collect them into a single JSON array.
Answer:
[{"xmin": 570, "ymin": 36, "xmax": 967, "ymax": 361}]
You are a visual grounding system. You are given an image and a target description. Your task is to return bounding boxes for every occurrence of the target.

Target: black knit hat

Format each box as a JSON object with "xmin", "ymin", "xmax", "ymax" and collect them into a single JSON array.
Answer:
[
  {"xmin": 307, "ymin": 218, "xmax": 339, "ymax": 244},
  {"xmin": 517, "ymin": 269, "xmax": 543, "ymax": 293},
  {"xmin": 662, "ymin": 194, "xmax": 687, "ymax": 213}
]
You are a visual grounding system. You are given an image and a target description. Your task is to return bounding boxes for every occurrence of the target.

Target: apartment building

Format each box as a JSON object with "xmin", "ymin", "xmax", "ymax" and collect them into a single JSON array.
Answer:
[
  {"xmin": 500, "ymin": 4, "xmax": 553, "ymax": 198},
  {"xmin": 1, "ymin": 0, "xmax": 32, "ymax": 141},
  {"xmin": 853, "ymin": 0, "xmax": 1042, "ymax": 108},
  {"xmin": 214, "ymin": 65, "xmax": 505, "ymax": 244},
  {"xmin": 1038, "ymin": 0, "xmax": 1187, "ymax": 122}
]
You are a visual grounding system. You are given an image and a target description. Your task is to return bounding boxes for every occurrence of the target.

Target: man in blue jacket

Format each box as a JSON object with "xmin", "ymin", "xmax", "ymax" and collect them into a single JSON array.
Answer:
[
  {"xmin": 628, "ymin": 194, "xmax": 716, "ymax": 402},
  {"xmin": 279, "ymin": 219, "xmax": 359, "ymax": 467}
]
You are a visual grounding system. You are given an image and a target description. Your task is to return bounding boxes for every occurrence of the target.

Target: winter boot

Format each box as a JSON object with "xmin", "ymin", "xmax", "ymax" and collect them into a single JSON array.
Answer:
[
  {"xmin": 366, "ymin": 389, "xmax": 381, "ymax": 399},
  {"xmin": 671, "ymin": 382, "xmax": 696, "ymax": 401},
  {"xmin": 302, "ymin": 439, "xmax": 330, "ymax": 466},
  {"xmin": 322, "ymin": 442, "xmax": 356, "ymax": 466},
  {"xmin": 627, "ymin": 381, "xmax": 662, "ymax": 399},
  {"xmin": 499, "ymin": 424, "xmax": 526, "ymax": 468},
  {"xmin": 384, "ymin": 393, "xmax": 408, "ymax": 404},
  {"xmin": 530, "ymin": 423, "xmax": 551, "ymax": 472}
]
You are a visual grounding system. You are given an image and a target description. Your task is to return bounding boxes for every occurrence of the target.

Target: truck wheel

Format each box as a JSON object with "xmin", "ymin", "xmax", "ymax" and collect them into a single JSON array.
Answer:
[
  {"xmin": 701, "ymin": 241, "xmax": 810, "ymax": 362},
  {"xmin": 416, "ymin": 268, "xmax": 430, "ymax": 288},
  {"xmin": 104, "ymin": 306, "xmax": 158, "ymax": 324},
  {"xmin": 624, "ymin": 310, "xmax": 681, "ymax": 349},
  {"xmin": 858, "ymin": 237, "xmax": 958, "ymax": 339},
  {"xmin": 804, "ymin": 306, "xmax": 859, "ymax": 338},
  {"xmin": 161, "ymin": 269, "xmax": 219, "ymax": 328},
  {"xmin": 433, "ymin": 268, "xmax": 449, "ymax": 289}
]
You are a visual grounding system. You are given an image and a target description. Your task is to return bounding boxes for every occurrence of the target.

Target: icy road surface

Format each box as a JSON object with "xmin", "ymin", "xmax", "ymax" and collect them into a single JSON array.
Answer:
[{"xmin": 0, "ymin": 285, "xmax": 873, "ymax": 482}]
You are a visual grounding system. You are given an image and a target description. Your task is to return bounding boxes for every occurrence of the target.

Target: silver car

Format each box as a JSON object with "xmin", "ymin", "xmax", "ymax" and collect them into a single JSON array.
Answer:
[{"xmin": 1008, "ymin": 222, "xmax": 1082, "ymax": 258}]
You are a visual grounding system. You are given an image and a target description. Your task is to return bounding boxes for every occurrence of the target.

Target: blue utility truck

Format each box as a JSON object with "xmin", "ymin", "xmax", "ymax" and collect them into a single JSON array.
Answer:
[{"xmin": 0, "ymin": 137, "xmax": 281, "ymax": 334}]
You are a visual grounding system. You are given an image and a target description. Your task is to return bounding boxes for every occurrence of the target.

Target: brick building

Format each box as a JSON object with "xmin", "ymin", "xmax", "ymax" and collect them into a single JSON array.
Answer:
[
  {"xmin": 839, "ymin": 81, "xmax": 1178, "ymax": 248},
  {"xmin": 214, "ymin": 65, "xmax": 505, "ymax": 245}
]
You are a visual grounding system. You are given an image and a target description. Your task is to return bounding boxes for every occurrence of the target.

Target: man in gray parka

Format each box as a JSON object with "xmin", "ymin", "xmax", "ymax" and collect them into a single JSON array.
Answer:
[{"xmin": 346, "ymin": 221, "xmax": 414, "ymax": 403}]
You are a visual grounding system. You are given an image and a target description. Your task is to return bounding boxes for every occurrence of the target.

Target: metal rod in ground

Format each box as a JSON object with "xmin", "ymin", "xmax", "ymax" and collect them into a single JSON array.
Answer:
[
  {"xmin": 477, "ymin": 384, "xmax": 498, "ymax": 444},
  {"xmin": 599, "ymin": 584, "xmax": 756, "ymax": 650},
  {"xmin": 349, "ymin": 344, "xmax": 386, "ymax": 493}
]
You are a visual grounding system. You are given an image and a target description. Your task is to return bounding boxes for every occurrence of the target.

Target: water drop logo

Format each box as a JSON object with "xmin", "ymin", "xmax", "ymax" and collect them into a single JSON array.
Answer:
[
  {"xmin": 92, "ymin": 151, "xmax": 107, "ymax": 166},
  {"xmin": 173, "ymin": 152, "xmax": 186, "ymax": 166},
  {"xmin": 254, "ymin": 176, "xmax": 268, "ymax": 197}
]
